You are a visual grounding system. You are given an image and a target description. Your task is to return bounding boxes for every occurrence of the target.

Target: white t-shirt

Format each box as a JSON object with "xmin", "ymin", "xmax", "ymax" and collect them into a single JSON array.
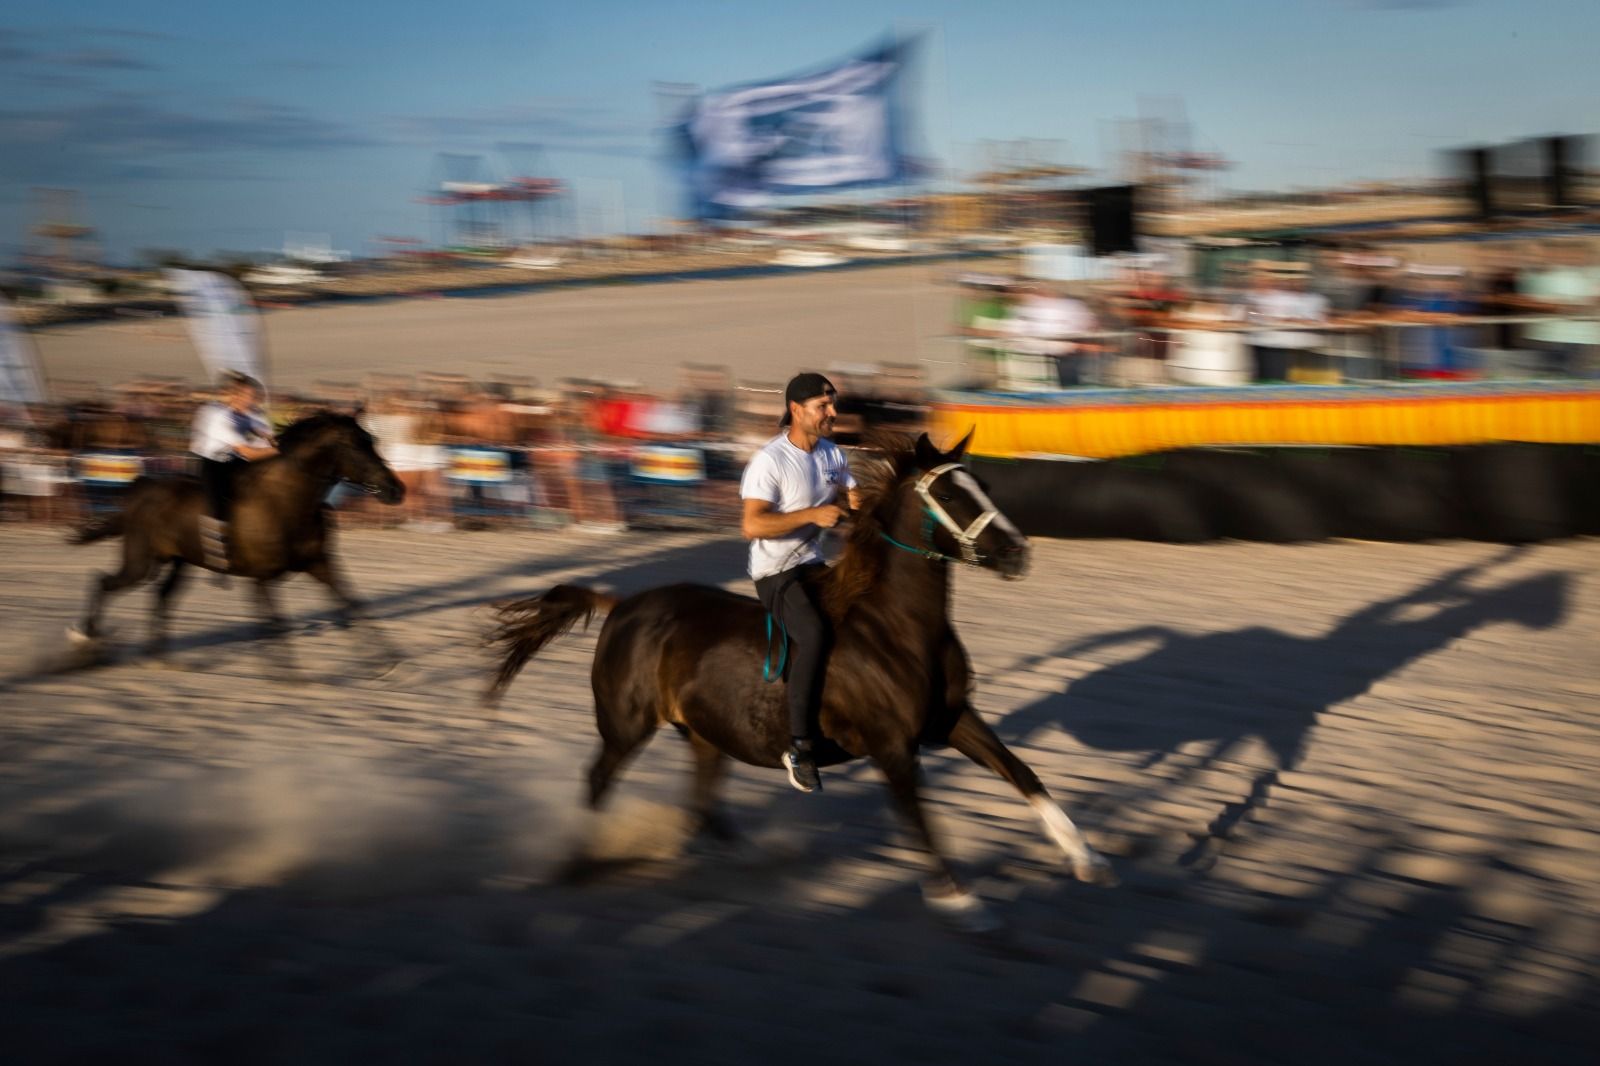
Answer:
[
  {"xmin": 1246, "ymin": 289, "xmax": 1329, "ymax": 350},
  {"xmin": 1007, "ymin": 294, "xmax": 1098, "ymax": 354},
  {"xmin": 189, "ymin": 402, "xmax": 272, "ymax": 462},
  {"xmin": 739, "ymin": 432, "xmax": 857, "ymax": 580}
]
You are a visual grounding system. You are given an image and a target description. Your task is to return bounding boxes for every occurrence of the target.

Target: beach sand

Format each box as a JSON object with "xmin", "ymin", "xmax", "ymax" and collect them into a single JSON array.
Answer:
[
  {"xmin": 2, "ymin": 527, "xmax": 1596, "ymax": 1063},
  {"xmin": 31, "ymin": 263, "xmax": 965, "ymax": 394}
]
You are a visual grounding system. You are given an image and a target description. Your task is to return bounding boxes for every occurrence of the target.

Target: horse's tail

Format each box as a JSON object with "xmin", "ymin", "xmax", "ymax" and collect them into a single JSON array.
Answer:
[
  {"xmin": 484, "ymin": 584, "xmax": 617, "ymax": 706},
  {"xmin": 67, "ymin": 511, "xmax": 125, "ymax": 545}
]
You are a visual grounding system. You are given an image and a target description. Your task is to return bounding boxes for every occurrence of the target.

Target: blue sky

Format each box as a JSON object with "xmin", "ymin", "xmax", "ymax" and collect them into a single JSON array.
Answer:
[{"xmin": 3, "ymin": 0, "xmax": 1596, "ymax": 261}]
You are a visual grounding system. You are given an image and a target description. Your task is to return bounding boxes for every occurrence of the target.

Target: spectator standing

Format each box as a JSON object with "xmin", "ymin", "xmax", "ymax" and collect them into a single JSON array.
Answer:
[
  {"xmin": 1398, "ymin": 266, "xmax": 1476, "ymax": 378},
  {"xmin": 1008, "ymin": 283, "xmax": 1099, "ymax": 387},
  {"xmin": 1244, "ymin": 262, "xmax": 1329, "ymax": 383},
  {"xmin": 1520, "ymin": 240, "xmax": 1600, "ymax": 377}
]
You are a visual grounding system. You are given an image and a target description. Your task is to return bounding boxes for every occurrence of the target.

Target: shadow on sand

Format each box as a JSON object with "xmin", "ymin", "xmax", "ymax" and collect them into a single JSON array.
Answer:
[{"xmin": 985, "ymin": 549, "xmax": 1568, "ymax": 866}]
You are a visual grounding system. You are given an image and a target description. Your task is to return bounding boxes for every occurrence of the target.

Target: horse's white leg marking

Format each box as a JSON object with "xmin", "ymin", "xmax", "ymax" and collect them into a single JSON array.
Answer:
[{"xmin": 1029, "ymin": 794, "xmax": 1116, "ymax": 884}]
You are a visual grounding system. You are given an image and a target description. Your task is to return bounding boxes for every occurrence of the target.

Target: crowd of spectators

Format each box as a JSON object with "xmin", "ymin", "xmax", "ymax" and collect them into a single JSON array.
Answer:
[
  {"xmin": 0, "ymin": 364, "xmax": 774, "ymax": 531},
  {"xmin": 6, "ymin": 238, "xmax": 1596, "ymax": 528},
  {"xmin": 958, "ymin": 238, "xmax": 1600, "ymax": 389},
  {"xmin": 0, "ymin": 362, "xmax": 928, "ymax": 530}
]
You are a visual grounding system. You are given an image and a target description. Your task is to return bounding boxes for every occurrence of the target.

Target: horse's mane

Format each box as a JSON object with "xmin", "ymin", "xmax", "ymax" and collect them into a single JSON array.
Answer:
[
  {"xmin": 820, "ymin": 430, "xmax": 921, "ymax": 620},
  {"xmin": 276, "ymin": 411, "xmax": 362, "ymax": 454}
]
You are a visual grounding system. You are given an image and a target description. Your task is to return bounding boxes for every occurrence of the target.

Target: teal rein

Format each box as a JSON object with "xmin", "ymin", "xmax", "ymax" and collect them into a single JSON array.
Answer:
[
  {"xmin": 767, "ymin": 510, "xmax": 952, "ymax": 680},
  {"xmin": 878, "ymin": 507, "xmax": 961, "ymax": 564},
  {"xmin": 766, "ymin": 510, "xmax": 953, "ymax": 682},
  {"xmin": 762, "ymin": 611, "xmax": 788, "ymax": 683}
]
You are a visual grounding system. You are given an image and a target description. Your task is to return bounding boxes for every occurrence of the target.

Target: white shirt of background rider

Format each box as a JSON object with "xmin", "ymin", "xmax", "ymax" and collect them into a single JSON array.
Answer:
[
  {"xmin": 190, "ymin": 401, "xmax": 272, "ymax": 462},
  {"xmin": 740, "ymin": 433, "xmax": 857, "ymax": 581}
]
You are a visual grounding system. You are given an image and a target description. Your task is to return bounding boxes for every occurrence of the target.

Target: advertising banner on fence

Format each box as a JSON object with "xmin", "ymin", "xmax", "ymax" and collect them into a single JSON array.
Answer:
[
  {"xmin": 631, "ymin": 446, "xmax": 705, "ymax": 483},
  {"xmin": 446, "ymin": 447, "xmax": 513, "ymax": 483},
  {"xmin": 76, "ymin": 454, "xmax": 146, "ymax": 485}
]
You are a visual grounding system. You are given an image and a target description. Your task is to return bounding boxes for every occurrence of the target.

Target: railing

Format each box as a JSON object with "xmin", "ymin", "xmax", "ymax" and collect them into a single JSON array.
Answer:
[{"xmin": 0, "ymin": 439, "xmax": 752, "ymax": 531}]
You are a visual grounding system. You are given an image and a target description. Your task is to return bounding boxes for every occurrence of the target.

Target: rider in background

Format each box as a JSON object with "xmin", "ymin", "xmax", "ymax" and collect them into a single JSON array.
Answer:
[
  {"xmin": 189, "ymin": 371, "xmax": 277, "ymax": 573},
  {"xmin": 739, "ymin": 372, "xmax": 860, "ymax": 793}
]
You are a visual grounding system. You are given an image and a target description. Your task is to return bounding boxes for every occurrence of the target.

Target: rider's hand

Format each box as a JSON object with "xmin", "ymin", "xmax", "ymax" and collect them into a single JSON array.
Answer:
[{"xmin": 810, "ymin": 504, "xmax": 848, "ymax": 529}]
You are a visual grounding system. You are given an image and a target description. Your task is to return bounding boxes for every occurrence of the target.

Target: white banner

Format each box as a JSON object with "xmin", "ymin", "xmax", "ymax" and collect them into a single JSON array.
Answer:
[
  {"xmin": 0, "ymin": 294, "xmax": 47, "ymax": 407},
  {"xmin": 165, "ymin": 269, "xmax": 265, "ymax": 386}
]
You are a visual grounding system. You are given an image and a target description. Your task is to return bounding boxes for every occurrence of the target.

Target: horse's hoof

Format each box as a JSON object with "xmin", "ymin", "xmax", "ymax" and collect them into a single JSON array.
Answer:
[
  {"xmin": 923, "ymin": 888, "xmax": 1002, "ymax": 934},
  {"xmin": 1073, "ymin": 853, "xmax": 1119, "ymax": 888},
  {"xmin": 64, "ymin": 626, "xmax": 95, "ymax": 648}
]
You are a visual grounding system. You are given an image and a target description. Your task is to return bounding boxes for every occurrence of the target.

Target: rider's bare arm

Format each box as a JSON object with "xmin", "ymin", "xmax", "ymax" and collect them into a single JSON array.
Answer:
[
  {"xmin": 236, "ymin": 443, "xmax": 278, "ymax": 461},
  {"xmin": 741, "ymin": 497, "xmax": 846, "ymax": 540}
]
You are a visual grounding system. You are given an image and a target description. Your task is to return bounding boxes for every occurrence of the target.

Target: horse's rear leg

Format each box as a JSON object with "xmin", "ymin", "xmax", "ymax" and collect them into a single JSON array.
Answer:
[
  {"xmin": 875, "ymin": 748, "xmax": 998, "ymax": 933},
  {"xmin": 947, "ymin": 709, "xmax": 1116, "ymax": 886},
  {"xmin": 686, "ymin": 732, "xmax": 739, "ymax": 842},
  {"xmin": 587, "ymin": 710, "xmax": 657, "ymax": 810}
]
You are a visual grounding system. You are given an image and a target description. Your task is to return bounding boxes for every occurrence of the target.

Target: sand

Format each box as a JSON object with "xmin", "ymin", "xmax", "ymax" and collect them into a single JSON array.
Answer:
[
  {"xmin": 1, "ymin": 526, "xmax": 1596, "ymax": 1063},
  {"xmin": 29, "ymin": 263, "xmax": 967, "ymax": 395}
]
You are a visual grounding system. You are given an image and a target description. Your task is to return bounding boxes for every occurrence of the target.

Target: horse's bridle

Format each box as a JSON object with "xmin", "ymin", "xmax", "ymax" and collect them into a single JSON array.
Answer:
[{"xmin": 894, "ymin": 462, "xmax": 1001, "ymax": 566}]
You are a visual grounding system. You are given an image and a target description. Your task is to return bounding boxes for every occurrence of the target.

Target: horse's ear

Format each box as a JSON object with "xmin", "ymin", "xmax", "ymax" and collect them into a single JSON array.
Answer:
[
  {"xmin": 914, "ymin": 432, "xmax": 942, "ymax": 469},
  {"xmin": 947, "ymin": 426, "xmax": 975, "ymax": 461}
]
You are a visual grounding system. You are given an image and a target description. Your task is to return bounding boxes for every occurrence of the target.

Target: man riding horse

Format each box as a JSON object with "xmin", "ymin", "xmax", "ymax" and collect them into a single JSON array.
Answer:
[
  {"xmin": 190, "ymin": 370, "xmax": 278, "ymax": 574},
  {"xmin": 740, "ymin": 372, "xmax": 861, "ymax": 793},
  {"xmin": 486, "ymin": 426, "xmax": 1115, "ymax": 930},
  {"xmin": 68, "ymin": 409, "xmax": 404, "ymax": 662}
]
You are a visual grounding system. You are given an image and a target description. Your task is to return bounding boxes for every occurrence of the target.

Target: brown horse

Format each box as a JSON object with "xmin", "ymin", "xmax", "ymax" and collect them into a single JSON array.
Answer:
[
  {"xmin": 486, "ymin": 431, "xmax": 1113, "ymax": 929},
  {"xmin": 68, "ymin": 412, "xmax": 404, "ymax": 660}
]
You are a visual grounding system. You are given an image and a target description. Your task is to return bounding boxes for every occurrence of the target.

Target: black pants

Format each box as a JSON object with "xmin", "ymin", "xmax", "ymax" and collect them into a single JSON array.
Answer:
[
  {"xmin": 754, "ymin": 562, "xmax": 830, "ymax": 743},
  {"xmin": 199, "ymin": 457, "xmax": 246, "ymax": 520}
]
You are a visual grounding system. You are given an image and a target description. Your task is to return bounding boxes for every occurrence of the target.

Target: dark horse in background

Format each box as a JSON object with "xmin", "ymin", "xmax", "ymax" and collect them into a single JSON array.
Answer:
[
  {"xmin": 487, "ymin": 431, "xmax": 1114, "ymax": 930},
  {"xmin": 67, "ymin": 412, "xmax": 404, "ymax": 661}
]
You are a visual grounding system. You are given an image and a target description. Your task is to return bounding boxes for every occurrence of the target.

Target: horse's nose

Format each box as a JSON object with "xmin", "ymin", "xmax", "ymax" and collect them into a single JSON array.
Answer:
[{"xmin": 998, "ymin": 541, "xmax": 1029, "ymax": 579}]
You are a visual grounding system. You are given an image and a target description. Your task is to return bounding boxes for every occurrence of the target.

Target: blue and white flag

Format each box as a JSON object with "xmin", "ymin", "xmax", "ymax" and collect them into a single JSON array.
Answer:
[
  {"xmin": 0, "ymin": 294, "xmax": 47, "ymax": 408},
  {"xmin": 165, "ymin": 269, "xmax": 266, "ymax": 389},
  {"xmin": 675, "ymin": 39, "xmax": 915, "ymax": 219}
]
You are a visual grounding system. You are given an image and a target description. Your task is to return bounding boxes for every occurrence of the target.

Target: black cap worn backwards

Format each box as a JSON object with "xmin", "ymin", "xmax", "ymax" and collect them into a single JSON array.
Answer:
[{"xmin": 778, "ymin": 372, "xmax": 836, "ymax": 427}]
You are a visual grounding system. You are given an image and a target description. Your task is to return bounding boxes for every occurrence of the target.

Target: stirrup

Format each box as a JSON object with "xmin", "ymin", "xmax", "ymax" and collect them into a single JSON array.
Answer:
[
  {"xmin": 200, "ymin": 518, "xmax": 230, "ymax": 573},
  {"xmin": 782, "ymin": 745, "xmax": 821, "ymax": 793}
]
